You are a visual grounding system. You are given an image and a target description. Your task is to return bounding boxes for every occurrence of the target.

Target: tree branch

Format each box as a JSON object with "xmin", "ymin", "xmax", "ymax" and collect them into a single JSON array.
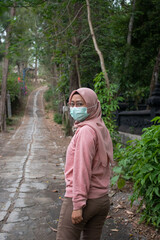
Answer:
[
  {"xmin": 44, "ymin": 4, "xmax": 85, "ymax": 37},
  {"xmin": 55, "ymin": 4, "xmax": 85, "ymax": 37},
  {"xmin": 86, "ymin": 0, "xmax": 110, "ymax": 88}
]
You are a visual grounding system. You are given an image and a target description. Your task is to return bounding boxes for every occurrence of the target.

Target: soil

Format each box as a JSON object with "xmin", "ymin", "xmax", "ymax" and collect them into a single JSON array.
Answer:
[{"xmin": 109, "ymin": 182, "xmax": 160, "ymax": 240}]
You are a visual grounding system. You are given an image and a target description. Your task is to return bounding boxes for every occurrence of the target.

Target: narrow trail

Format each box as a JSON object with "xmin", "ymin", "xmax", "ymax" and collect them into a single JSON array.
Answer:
[
  {"xmin": 0, "ymin": 88, "xmax": 43, "ymax": 230},
  {"xmin": 0, "ymin": 87, "xmax": 68, "ymax": 240}
]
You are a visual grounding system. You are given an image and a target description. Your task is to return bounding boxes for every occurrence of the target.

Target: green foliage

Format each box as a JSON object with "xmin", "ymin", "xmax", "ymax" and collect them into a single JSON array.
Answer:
[
  {"xmin": 124, "ymin": 0, "xmax": 160, "ymax": 88},
  {"xmin": 7, "ymin": 73, "xmax": 20, "ymax": 102},
  {"xmin": 124, "ymin": 84, "xmax": 149, "ymax": 109},
  {"xmin": 94, "ymin": 72, "xmax": 123, "ymax": 140},
  {"xmin": 44, "ymin": 87, "xmax": 53, "ymax": 102},
  {"xmin": 112, "ymin": 117, "xmax": 160, "ymax": 228},
  {"xmin": 56, "ymin": 73, "xmax": 69, "ymax": 99},
  {"xmin": 0, "ymin": 0, "xmax": 46, "ymax": 8},
  {"xmin": 54, "ymin": 113, "xmax": 62, "ymax": 125},
  {"xmin": 44, "ymin": 86, "xmax": 58, "ymax": 113}
]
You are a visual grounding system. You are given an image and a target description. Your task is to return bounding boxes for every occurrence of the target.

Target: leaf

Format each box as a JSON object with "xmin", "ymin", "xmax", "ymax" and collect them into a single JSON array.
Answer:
[
  {"xmin": 117, "ymin": 178, "xmax": 126, "ymax": 189},
  {"xmin": 49, "ymin": 226, "xmax": 57, "ymax": 232},
  {"xmin": 113, "ymin": 166, "xmax": 122, "ymax": 174},
  {"xmin": 153, "ymin": 203, "xmax": 160, "ymax": 212},
  {"xmin": 115, "ymin": 204, "xmax": 125, "ymax": 209},
  {"xmin": 52, "ymin": 190, "xmax": 59, "ymax": 193},
  {"xmin": 106, "ymin": 215, "xmax": 112, "ymax": 219},
  {"xmin": 125, "ymin": 210, "xmax": 134, "ymax": 215},
  {"xmin": 158, "ymin": 174, "xmax": 160, "ymax": 183},
  {"xmin": 111, "ymin": 175, "xmax": 119, "ymax": 185},
  {"xmin": 154, "ymin": 187, "xmax": 160, "ymax": 197},
  {"xmin": 151, "ymin": 116, "xmax": 160, "ymax": 124}
]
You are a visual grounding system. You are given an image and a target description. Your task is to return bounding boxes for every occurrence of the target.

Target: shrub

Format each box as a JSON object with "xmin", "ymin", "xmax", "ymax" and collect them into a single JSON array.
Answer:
[
  {"xmin": 94, "ymin": 72, "xmax": 123, "ymax": 142},
  {"xmin": 54, "ymin": 113, "xmax": 62, "ymax": 124},
  {"xmin": 7, "ymin": 73, "xmax": 21, "ymax": 102},
  {"xmin": 112, "ymin": 117, "xmax": 160, "ymax": 228},
  {"xmin": 44, "ymin": 87, "xmax": 53, "ymax": 102}
]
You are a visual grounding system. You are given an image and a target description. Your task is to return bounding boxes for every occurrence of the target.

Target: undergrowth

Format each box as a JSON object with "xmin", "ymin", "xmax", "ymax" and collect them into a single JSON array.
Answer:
[{"xmin": 112, "ymin": 116, "xmax": 160, "ymax": 228}]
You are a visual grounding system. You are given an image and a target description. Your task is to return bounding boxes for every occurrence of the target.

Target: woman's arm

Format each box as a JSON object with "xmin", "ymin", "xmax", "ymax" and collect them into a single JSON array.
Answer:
[{"xmin": 72, "ymin": 126, "xmax": 97, "ymax": 211}]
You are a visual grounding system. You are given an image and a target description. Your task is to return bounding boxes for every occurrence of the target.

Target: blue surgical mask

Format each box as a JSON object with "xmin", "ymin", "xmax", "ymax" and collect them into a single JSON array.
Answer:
[{"xmin": 70, "ymin": 107, "xmax": 89, "ymax": 122}]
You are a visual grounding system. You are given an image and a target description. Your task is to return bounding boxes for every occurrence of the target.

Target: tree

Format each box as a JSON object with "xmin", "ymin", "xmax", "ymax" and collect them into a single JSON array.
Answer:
[
  {"xmin": 124, "ymin": 0, "xmax": 136, "ymax": 69},
  {"xmin": 149, "ymin": 48, "xmax": 160, "ymax": 96},
  {"xmin": 125, "ymin": 0, "xmax": 160, "ymax": 90},
  {"xmin": 86, "ymin": 0, "xmax": 110, "ymax": 88},
  {"xmin": 0, "ymin": 6, "xmax": 16, "ymax": 131},
  {"xmin": 67, "ymin": 1, "xmax": 84, "ymax": 93},
  {"xmin": 1, "ymin": 0, "xmax": 160, "ymax": 123}
]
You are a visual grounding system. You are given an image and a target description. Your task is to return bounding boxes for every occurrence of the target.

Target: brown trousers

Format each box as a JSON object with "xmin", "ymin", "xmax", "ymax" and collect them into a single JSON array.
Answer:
[{"xmin": 56, "ymin": 194, "xmax": 110, "ymax": 240}]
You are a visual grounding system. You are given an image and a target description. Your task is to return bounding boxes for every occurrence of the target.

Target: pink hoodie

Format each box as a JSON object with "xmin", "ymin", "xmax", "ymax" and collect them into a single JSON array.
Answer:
[{"xmin": 65, "ymin": 88, "xmax": 113, "ymax": 210}]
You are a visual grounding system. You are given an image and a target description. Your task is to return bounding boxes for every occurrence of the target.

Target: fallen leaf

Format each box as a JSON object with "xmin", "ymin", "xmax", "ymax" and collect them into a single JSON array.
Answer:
[
  {"xmin": 106, "ymin": 215, "xmax": 112, "ymax": 219},
  {"xmin": 114, "ymin": 209, "xmax": 119, "ymax": 213},
  {"xmin": 125, "ymin": 210, "xmax": 134, "ymax": 215},
  {"xmin": 115, "ymin": 204, "xmax": 125, "ymax": 209},
  {"xmin": 111, "ymin": 229, "xmax": 119, "ymax": 232},
  {"xmin": 49, "ymin": 226, "xmax": 57, "ymax": 232},
  {"xmin": 108, "ymin": 191, "xmax": 116, "ymax": 197},
  {"xmin": 52, "ymin": 190, "xmax": 59, "ymax": 193}
]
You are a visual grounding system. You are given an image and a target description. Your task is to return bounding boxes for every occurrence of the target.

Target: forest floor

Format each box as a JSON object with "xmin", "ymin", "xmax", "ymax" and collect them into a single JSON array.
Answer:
[{"xmin": 1, "ymin": 87, "xmax": 160, "ymax": 240}]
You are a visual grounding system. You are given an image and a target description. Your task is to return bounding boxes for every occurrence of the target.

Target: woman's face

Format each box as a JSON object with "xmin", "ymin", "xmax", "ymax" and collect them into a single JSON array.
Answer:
[{"xmin": 70, "ymin": 94, "xmax": 87, "ymax": 107}]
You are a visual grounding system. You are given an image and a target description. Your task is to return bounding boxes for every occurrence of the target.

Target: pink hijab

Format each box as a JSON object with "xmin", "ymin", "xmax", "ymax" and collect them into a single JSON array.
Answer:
[{"xmin": 69, "ymin": 87, "xmax": 114, "ymax": 167}]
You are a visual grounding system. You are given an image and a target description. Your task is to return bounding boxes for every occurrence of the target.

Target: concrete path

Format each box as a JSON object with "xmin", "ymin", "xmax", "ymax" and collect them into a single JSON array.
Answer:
[{"xmin": 0, "ymin": 87, "xmax": 66, "ymax": 240}]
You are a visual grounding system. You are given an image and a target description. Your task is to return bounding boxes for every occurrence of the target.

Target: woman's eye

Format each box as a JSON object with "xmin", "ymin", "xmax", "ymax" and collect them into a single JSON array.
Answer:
[
  {"xmin": 69, "ymin": 102, "xmax": 84, "ymax": 107},
  {"xmin": 77, "ymin": 103, "xmax": 83, "ymax": 107}
]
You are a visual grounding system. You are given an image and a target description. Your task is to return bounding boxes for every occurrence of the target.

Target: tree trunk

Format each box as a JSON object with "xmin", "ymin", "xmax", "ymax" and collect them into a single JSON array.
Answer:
[
  {"xmin": 69, "ymin": 56, "xmax": 80, "ymax": 93},
  {"xmin": 149, "ymin": 48, "xmax": 160, "ymax": 96},
  {"xmin": 0, "ymin": 7, "xmax": 16, "ymax": 132},
  {"xmin": 86, "ymin": 0, "xmax": 110, "ymax": 88},
  {"xmin": 16, "ymin": 61, "xmax": 21, "ymax": 76},
  {"xmin": 0, "ymin": 57, "xmax": 8, "ymax": 131},
  {"xmin": 35, "ymin": 56, "xmax": 38, "ymax": 82},
  {"xmin": 52, "ymin": 63, "xmax": 59, "ymax": 86},
  {"xmin": 125, "ymin": 0, "xmax": 136, "ymax": 69},
  {"xmin": 127, "ymin": 0, "xmax": 136, "ymax": 45},
  {"xmin": 75, "ymin": 54, "xmax": 81, "ymax": 88},
  {"xmin": 67, "ymin": 3, "xmax": 82, "ymax": 93}
]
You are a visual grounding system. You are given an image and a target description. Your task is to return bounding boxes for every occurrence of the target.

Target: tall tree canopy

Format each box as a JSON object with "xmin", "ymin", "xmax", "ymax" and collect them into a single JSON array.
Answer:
[{"xmin": 0, "ymin": 0, "xmax": 160, "ymax": 130}]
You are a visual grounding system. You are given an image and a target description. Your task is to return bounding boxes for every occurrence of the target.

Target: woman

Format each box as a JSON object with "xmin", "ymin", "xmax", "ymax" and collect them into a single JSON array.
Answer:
[{"xmin": 56, "ymin": 87, "xmax": 113, "ymax": 240}]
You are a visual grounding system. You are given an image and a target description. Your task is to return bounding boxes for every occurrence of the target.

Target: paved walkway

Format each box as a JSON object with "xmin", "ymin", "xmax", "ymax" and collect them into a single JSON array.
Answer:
[
  {"xmin": 0, "ymin": 87, "xmax": 66, "ymax": 240},
  {"xmin": 0, "ymin": 87, "xmax": 147, "ymax": 240}
]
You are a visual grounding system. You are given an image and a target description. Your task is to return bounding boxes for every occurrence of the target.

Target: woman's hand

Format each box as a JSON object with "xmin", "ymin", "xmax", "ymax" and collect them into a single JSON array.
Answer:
[{"xmin": 72, "ymin": 209, "xmax": 83, "ymax": 224}]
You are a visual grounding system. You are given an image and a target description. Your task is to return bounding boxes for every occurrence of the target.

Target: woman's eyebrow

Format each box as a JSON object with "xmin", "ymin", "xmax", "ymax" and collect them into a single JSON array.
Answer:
[{"xmin": 71, "ymin": 100, "xmax": 84, "ymax": 103}]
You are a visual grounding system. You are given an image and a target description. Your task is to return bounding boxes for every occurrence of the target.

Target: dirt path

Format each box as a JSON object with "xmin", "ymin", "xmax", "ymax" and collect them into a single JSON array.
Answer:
[{"xmin": 0, "ymin": 87, "xmax": 159, "ymax": 240}]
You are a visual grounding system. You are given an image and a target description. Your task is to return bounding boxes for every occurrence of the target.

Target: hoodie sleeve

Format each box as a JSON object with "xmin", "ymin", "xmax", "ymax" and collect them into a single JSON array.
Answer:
[{"xmin": 72, "ymin": 125, "xmax": 97, "ymax": 210}]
